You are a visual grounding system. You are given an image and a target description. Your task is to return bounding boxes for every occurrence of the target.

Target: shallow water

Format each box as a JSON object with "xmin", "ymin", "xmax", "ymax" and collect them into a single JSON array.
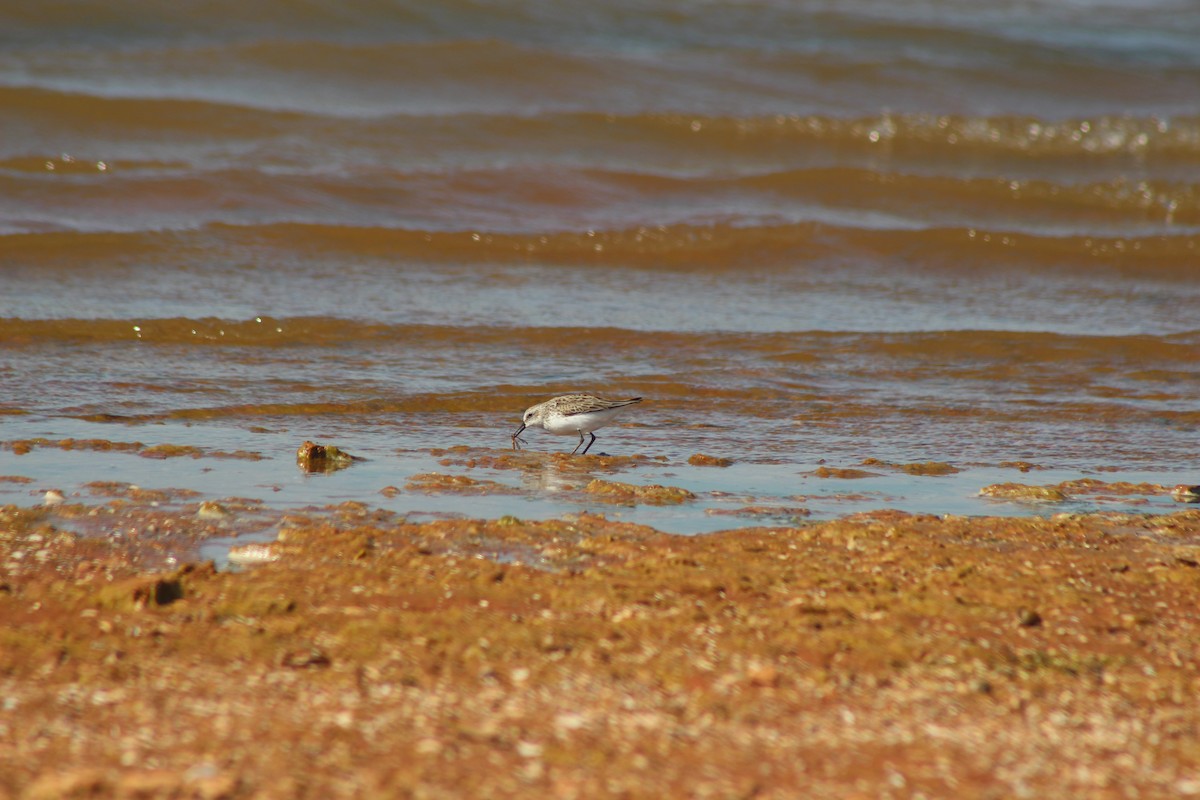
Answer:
[{"xmin": 2, "ymin": 0, "xmax": 1198, "ymax": 537}]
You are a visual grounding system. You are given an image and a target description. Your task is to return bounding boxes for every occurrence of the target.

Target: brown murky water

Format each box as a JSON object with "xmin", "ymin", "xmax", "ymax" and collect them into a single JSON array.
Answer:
[{"xmin": 2, "ymin": 0, "xmax": 1199, "ymax": 532}]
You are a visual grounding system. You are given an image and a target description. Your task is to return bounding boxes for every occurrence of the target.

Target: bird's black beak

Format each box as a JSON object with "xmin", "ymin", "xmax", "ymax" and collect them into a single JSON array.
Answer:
[{"xmin": 511, "ymin": 422, "xmax": 526, "ymax": 450}]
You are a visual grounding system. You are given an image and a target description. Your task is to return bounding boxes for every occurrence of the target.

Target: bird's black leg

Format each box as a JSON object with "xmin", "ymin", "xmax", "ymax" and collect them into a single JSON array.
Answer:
[
  {"xmin": 580, "ymin": 432, "xmax": 597, "ymax": 455},
  {"xmin": 571, "ymin": 430, "xmax": 585, "ymax": 455}
]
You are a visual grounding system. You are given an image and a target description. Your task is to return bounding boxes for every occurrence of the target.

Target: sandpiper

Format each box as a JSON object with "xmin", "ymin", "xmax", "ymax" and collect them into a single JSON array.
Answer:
[{"xmin": 511, "ymin": 394, "xmax": 643, "ymax": 455}]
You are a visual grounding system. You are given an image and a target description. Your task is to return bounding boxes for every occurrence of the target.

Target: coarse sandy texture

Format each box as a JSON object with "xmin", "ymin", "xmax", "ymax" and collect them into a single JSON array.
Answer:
[{"xmin": 3, "ymin": 502, "xmax": 1200, "ymax": 798}]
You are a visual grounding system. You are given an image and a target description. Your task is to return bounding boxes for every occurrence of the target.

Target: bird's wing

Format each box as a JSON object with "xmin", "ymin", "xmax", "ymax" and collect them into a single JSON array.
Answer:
[{"xmin": 561, "ymin": 395, "xmax": 642, "ymax": 416}]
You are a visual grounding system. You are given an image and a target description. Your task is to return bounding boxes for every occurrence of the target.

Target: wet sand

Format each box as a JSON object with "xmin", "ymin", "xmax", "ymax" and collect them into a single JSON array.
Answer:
[{"xmin": 4, "ymin": 493, "xmax": 1200, "ymax": 798}]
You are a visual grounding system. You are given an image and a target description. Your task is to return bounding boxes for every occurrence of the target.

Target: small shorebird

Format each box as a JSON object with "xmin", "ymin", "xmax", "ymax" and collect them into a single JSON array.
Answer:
[{"xmin": 511, "ymin": 394, "xmax": 643, "ymax": 455}]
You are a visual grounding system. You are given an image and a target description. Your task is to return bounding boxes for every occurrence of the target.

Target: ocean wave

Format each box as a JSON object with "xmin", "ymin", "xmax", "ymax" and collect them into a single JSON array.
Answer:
[
  {"xmin": 3, "ymin": 27, "xmax": 1198, "ymax": 120},
  {"xmin": 3, "ymin": 221, "xmax": 1199, "ymax": 280},
  {"xmin": 3, "ymin": 316, "xmax": 1195, "ymax": 369},
  {"xmin": 3, "ymin": 159, "xmax": 1195, "ymax": 238},
  {"xmin": 6, "ymin": 0, "xmax": 1198, "ymax": 67},
  {"xmin": 4, "ymin": 85, "xmax": 1198, "ymax": 168}
]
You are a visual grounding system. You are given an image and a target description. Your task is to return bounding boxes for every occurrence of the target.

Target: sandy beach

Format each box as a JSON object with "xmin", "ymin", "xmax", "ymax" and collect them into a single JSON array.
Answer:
[{"xmin": 3, "ymin": 483, "xmax": 1200, "ymax": 797}]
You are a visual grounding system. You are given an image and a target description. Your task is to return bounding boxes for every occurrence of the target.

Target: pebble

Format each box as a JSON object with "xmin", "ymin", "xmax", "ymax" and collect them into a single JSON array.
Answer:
[
  {"xmin": 197, "ymin": 502, "xmax": 229, "ymax": 520},
  {"xmin": 1172, "ymin": 485, "xmax": 1200, "ymax": 503},
  {"xmin": 226, "ymin": 544, "xmax": 279, "ymax": 565}
]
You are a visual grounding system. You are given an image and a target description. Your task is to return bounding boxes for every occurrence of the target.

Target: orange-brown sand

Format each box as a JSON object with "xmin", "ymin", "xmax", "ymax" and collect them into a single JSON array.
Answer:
[{"xmin": 3, "ymin": 500, "xmax": 1200, "ymax": 798}]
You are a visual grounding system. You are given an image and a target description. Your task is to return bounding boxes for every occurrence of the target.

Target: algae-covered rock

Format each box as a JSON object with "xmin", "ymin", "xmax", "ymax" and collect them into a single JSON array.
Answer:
[
  {"xmin": 860, "ymin": 458, "xmax": 961, "ymax": 476},
  {"xmin": 813, "ymin": 467, "xmax": 880, "ymax": 479},
  {"xmin": 1173, "ymin": 485, "xmax": 1200, "ymax": 503},
  {"xmin": 897, "ymin": 461, "xmax": 961, "ymax": 476},
  {"xmin": 705, "ymin": 505, "xmax": 811, "ymax": 520},
  {"xmin": 584, "ymin": 479, "xmax": 695, "ymax": 505},
  {"xmin": 980, "ymin": 483, "xmax": 1068, "ymax": 502},
  {"xmin": 688, "ymin": 453, "xmax": 734, "ymax": 467},
  {"xmin": 984, "ymin": 479, "xmax": 1172, "ymax": 504},
  {"xmin": 197, "ymin": 501, "xmax": 229, "ymax": 520},
  {"xmin": 405, "ymin": 473, "xmax": 519, "ymax": 495},
  {"xmin": 93, "ymin": 562, "xmax": 215, "ymax": 611},
  {"xmin": 1057, "ymin": 478, "xmax": 1166, "ymax": 496},
  {"xmin": 296, "ymin": 440, "xmax": 361, "ymax": 473},
  {"xmin": 140, "ymin": 444, "xmax": 205, "ymax": 459}
]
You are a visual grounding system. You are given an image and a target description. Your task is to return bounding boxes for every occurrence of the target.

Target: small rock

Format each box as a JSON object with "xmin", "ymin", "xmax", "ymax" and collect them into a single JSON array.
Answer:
[
  {"xmin": 296, "ymin": 440, "xmax": 360, "ymax": 473},
  {"xmin": 516, "ymin": 740, "xmax": 544, "ymax": 758},
  {"xmin": 226, "ymin": 543, "xmax": 279, "ymax": 565},
  {"xmin": 43, "ymin": 489, "xmax": 65, "ymax": 506},
  {"xmin": 688, "ymin": 453, "xmax": 734, "ymax": 467},
  {"xmin": 980, "ymin": 483, "xmax": 1067, "ymax": 502},
  {"xmin": 812, "ymin": 467, "xmax": 881, "ymax": 479},
  {"xmin": 898, "ymin": 461, "xmax": 960, "ymax": 476},
  {"xmin": 280, "ymin": 647, "xmax": 331, "ymax": 669},
  {"xmin": 746, "ymin": 663, "xmax": 780, "ymax": 687},
  {"xmin": 1172, "ymin": 485, "xmax": 1200, "ymax": 503},
  {"xmin": 584, "ymin": 478, "xmax": 695, "ymax": 505},
  {"xmin": 95, "ymin": 573, "xmax": 185, "ymax": 610},
  {"xmin": 197, "ymin": 501, "xmax": 229, "ymax": 520}
]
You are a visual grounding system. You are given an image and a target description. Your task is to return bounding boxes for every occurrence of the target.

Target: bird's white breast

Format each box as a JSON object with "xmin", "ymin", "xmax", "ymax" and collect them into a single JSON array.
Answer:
[{"xmin": 541, "ymin": 409, "xmax": 616, "ymax": 435}]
